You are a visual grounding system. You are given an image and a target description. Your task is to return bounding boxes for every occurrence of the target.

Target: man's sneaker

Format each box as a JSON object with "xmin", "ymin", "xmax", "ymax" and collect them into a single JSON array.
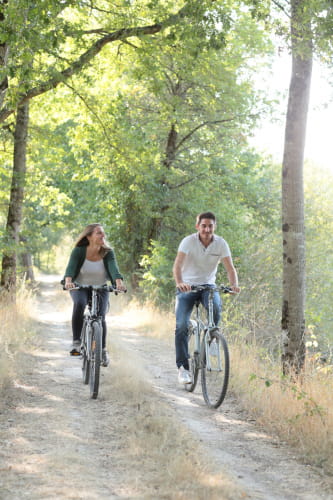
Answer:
[
  {"xmin": 101, "ymin": 348, "xmax": 110, "ymax": 367},
  {"xmin": 70, "ymin": 340, "xmax": 81, "ymax": 356},
  {"xmin": 178, "ymin": 366, "xmax": 192, "ymax": 384}
]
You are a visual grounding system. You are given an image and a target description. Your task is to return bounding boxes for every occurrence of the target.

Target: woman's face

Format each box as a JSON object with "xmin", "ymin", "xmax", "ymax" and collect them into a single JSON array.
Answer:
[{"xmin": 87, "ymin": 225, "xmax": 106, "ymax": 246}]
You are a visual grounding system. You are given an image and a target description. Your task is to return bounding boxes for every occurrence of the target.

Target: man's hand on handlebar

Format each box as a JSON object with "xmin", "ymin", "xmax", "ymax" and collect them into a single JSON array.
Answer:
[
  {"xmin": 115, "ymin": 279, "xmax": 127, "ymax": 292},
  {"xmin": 176, "ymin": 282, "xmax": 192, "ymax": 292}
]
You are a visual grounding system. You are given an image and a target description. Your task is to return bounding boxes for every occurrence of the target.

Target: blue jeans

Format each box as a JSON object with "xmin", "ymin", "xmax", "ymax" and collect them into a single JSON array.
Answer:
[
  {"xmin": 70, "ymin": 288, "xmax": 109, "ymax": 348},
  {"xmin": 174, "ymin": 287, "xmax": 222, "ymax": 369}
]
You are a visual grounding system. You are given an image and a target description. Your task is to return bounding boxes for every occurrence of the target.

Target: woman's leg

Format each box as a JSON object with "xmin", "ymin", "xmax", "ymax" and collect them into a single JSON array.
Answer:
[{"xmin": 70, "ymin": 289, "xmax": 90, "ymax": 342}]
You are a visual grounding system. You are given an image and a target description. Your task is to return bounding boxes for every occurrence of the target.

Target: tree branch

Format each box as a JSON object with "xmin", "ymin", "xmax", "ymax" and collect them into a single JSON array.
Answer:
[
  {"xmin": 0, "ymin": 24, "xmax": 162, "ymax": 123},
  {"xmin": 176, "ymin": 118, "xmax": 235, "ymax": 151},
  {"xmin": 169, "ymin": 172, "xmax": 205, "ymax": 190},
  {"xmin": 0, "ymin": 1, "xmax": 193, "ymax": 124}
]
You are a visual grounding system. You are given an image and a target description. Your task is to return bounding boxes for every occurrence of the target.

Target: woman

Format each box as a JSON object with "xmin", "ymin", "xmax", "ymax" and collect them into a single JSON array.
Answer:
[{"xmin": 63, "ymin": 223, "xmax": 126, "ymax": 365}]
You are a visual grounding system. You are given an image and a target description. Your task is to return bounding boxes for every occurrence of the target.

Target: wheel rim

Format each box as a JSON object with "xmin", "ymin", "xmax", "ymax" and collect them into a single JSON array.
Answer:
[{"xmin": 201, "ymin": 331, "xmax": 229, "ymax": 408}]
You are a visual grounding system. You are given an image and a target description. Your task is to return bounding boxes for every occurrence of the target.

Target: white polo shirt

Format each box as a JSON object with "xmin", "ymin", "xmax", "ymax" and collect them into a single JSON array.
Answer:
[{"xmin": 178, "ymin": 233, "xmax": 231, "ymax": 285}]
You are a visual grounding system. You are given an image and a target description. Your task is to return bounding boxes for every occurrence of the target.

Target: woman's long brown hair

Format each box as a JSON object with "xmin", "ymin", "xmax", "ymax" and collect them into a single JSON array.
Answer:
[{"xmin": 75, "ymin": 223, "xmax": 111, "ymax": 257}]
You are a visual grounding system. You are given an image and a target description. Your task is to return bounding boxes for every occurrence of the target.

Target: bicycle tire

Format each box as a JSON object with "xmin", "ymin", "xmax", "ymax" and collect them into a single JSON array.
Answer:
[
  {"xmin": 89, "ymin": 320, "xmax": 102, "ymax": 399},
  {"xmin": 201, "ymin": 328, "xmax": 229, "ymax": 409},
  {"xmin": 81, "ymin": 323, "xmax": 90, "ymax": 385},
  {"xmin": 185, "ymin": 321, "xmax": 199, "ymax": 393}
]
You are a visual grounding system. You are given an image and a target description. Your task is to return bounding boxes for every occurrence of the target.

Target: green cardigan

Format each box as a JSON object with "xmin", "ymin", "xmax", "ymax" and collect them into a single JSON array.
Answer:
[{"xmin": 64, "ymin": 246, "xmax": 123, "ymax": 285}]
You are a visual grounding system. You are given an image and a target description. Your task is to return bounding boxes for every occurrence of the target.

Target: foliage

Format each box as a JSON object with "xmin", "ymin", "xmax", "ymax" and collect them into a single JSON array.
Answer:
[{"xmin": 0, "ymin": 0, "xmax": 332, "ymax": 354}]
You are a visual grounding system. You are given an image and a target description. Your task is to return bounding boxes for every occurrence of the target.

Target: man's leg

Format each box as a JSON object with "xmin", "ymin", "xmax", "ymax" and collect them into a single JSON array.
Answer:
[{"xmin": 175, "ymin": 291, "xmax": 196, "ymax": 370}]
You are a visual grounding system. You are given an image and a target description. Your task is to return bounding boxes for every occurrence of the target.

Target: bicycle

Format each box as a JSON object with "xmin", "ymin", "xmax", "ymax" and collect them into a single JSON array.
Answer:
[
  {"xmin": 184, "ymin": 284, "xmax": 233, "ymax": 409},
  {"xmin": 65, "ymin": 283, "xmax": 123, "ymax": 399}
]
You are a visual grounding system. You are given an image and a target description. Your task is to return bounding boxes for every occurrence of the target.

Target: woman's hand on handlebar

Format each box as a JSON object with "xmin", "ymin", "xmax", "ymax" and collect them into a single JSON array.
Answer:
[{"xmin": 64, "ymin": 279, "xmax": 76, "ymax": 290}]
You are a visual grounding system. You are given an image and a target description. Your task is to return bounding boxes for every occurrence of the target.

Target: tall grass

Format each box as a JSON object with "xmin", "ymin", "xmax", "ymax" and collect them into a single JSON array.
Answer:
[
  {"xmin": 122, "ymin": 301, "xmax": 333, "ymax": 478},
  {"xmin": 230, "ymin": 341, "xmax": 333, "ymax": 476},
  {"xmin": 0, "ymin": 284, "xmax": 36, "ymax": 392}
]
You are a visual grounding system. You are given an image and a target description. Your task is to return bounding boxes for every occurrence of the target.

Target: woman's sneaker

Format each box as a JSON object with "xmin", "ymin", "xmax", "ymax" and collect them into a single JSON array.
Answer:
[
  {"xmin": 70, "ymin": 340, "xmax": 81, "ymax": 356},
  {"xmin": 101, "ymin": 348, "xmax": 110, "ymax": 367}
]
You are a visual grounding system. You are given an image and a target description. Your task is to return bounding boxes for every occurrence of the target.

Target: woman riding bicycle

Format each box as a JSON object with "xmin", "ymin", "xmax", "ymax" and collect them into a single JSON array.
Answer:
[{"xmin": 63, "ymin": 223, "xmax": 126, "ymax": 365}]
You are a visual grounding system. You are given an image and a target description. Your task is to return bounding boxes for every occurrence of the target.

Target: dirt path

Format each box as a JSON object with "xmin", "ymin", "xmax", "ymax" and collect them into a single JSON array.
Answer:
[{"xmin": 0, "ymin": 276, "xmax": 332, "ymax": 500}]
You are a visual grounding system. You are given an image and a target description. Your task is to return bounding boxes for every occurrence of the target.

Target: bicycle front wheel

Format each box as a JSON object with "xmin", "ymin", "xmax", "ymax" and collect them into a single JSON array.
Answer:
[
  {"xmin": 185, "ymin": 321, "xmax": 199, "ymax": 393},
  {"xmin": 201, "ymin": 328, "xmax": 229, "ymax": 409},
  {"xmin": 89, "ymin": 321, "xmax": 102, "ymax": 399}
]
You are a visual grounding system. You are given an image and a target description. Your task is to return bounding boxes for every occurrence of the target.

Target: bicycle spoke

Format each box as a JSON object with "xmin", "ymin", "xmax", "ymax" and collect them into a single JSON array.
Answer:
[
  {"xmin": 89, "ymin": 321, "xmax": 102, "ymax": 399},
  {"xmin": 201, "ymin": 329, "xmax": 229, "ymax": 409},
  {"xmin": 185, "ymin": 321, "xmax": 199, "ymax": 393},
  {"xmin": 81, "ymin": 323, "xmax": 90, "ymax": 384}
]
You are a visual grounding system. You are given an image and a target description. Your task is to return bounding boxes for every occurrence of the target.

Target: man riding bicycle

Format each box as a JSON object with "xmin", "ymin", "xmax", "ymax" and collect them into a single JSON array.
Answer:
[{"xmin": 173, "ymin": 211, "xmax": 240, "ymax": 384}]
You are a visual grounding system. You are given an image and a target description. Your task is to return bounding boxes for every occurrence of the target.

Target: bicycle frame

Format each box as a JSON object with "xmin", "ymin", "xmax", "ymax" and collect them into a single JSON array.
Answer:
[
  {"xmin": 64, "ymin": 283, "xmax": 121, "ymax": 399},
  {"xmin": 192, "ymin": 285, "xmax": 229, "ymax": 371},
  {"xmin": 186, "ymin": 284, "xmax": 231, "ymax": 408},
  {"xmin": 82, "ymin": 289, "xmax": 101, "ymax": 362}
]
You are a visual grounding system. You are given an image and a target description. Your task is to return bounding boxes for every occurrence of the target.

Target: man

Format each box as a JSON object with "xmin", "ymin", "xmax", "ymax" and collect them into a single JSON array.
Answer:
[{"xmin": 173, "ymin": 211, "xmax": 240, "ymax": 384}]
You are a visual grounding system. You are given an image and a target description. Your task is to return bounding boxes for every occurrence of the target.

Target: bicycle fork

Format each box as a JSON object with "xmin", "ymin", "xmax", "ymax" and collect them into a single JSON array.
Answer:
[
  {"xmin": 204, "ymin": 329, "xmax": 222, "ymax": 372},
  {"xmin": 83, "ymin": 320, "xmax": 92, "ymax": 361}
]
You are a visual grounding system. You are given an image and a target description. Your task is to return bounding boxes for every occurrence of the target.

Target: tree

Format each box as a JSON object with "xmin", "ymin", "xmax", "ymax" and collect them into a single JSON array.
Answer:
[
  {"xmin": 1, "ymin": 102, "xmax": 28, "ymax": 292},
  {"xmin": 280, "ymin": 0, "xmax": 312, "ymax": 374},
  {"xmin": 279, "ymin": 0, "xmax": 333, "ymax": 374},
  {"xmin": 0, "ymin": 0, "xmax": 232, "ymax": 289}
]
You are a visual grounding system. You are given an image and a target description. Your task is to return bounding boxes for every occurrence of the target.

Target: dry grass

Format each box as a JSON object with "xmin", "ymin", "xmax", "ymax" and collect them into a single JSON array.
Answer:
[
  {"xmin": 106, "ymin": 336, "xmax": 244, "ymax": 500},
  {"xmin": 123, "ymin": 298, "xmax": 175, "ymax": 342},
  {"xmin": 0, "ymin": 284, "xmax": 36, "ymax": 392},
  {"xmin": 230, "ymin": 342, "xmax": 333, "ymax": 476}
]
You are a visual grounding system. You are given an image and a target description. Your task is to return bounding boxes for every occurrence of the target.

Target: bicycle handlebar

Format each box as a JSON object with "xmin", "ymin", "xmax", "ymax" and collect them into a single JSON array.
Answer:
[
  {"xmin": 62, "ymin": 282, "xmax": 127, "ymax": 294},
  {"xmin": 190, "ymin": 284, "xmax": 235, "ymax": 294}
]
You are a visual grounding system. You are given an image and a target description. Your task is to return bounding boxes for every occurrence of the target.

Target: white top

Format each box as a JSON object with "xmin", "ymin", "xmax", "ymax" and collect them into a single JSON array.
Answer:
[
  {"xmin": 76, "ymin": 259, "xmax": 107, "ymax": 286},
  {"xmin": 178, "ymin": 233, "xmax": 231, "ymax": 285}
]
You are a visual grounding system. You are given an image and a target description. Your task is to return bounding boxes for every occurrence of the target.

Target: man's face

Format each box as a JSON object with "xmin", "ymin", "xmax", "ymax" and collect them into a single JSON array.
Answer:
[{"xmin": 196, "ymin": 218, "xmax": 216, "ymax": 242}]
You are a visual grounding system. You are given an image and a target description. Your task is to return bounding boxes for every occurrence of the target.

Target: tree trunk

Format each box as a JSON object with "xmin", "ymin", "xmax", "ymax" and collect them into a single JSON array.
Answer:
[
  {"xmin": 19, "ymin": 236, "xmax": 35, "ymax": 283},
  {"xmin": 281, "ymin": 0, "xmax": 312, "ymax": 375},
  {"xmin": 1, "ymin": 102, "xmax": 29, "ymax": 292},
  {"xmin": 0, "ymin": 1, "xmax": 9, "ymax": 109}
]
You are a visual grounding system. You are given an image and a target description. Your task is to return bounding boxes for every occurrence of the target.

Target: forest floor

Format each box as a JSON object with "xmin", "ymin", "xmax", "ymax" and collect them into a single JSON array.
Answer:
[{"xmin": 0, "ymin": 275, "xmax": 333, "ymax": 500}]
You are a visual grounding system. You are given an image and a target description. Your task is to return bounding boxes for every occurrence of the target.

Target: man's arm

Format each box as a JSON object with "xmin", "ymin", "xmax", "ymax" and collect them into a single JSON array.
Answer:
[
  {"xmin": 221, "ymin": 256, "xmax": 240, "ymax": 293},
  {"xmin": 173, "ymin": 251, "xmax": 191, "ymax": 292}
]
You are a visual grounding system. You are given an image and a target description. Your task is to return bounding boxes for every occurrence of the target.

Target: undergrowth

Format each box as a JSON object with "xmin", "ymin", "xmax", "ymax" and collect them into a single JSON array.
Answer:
[{"xmin": 0, "ymin": 284, "xmax": 36, "ymax": 392}]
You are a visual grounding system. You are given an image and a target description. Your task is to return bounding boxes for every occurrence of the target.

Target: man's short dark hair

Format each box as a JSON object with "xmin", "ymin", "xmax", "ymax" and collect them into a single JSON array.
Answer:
[{"xmin": 196, "ymin": 211, "xmax": 216, "ymax": 224}]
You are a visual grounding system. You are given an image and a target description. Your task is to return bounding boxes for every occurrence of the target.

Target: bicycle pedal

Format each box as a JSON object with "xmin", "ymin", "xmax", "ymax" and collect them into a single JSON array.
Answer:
[{"xmin": 70, "ymin": 351, "xmax": 81, "ymax": 356}]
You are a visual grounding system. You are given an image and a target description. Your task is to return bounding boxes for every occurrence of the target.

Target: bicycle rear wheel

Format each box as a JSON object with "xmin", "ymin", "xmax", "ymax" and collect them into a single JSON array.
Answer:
[
  {"xmin": 185, "ymin": 320, "xmax": 199, "ymax": 393},
  {"xmin": 81, "ymin": 322, "xmax": 90, "ymax": 385},
  {"xmin": 89, "ymin": 321, "xmax": 102, "ymax": 399},
  {"xmin": 201, "ymin": 328, "xmax": 229, "ymax": 409}
]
